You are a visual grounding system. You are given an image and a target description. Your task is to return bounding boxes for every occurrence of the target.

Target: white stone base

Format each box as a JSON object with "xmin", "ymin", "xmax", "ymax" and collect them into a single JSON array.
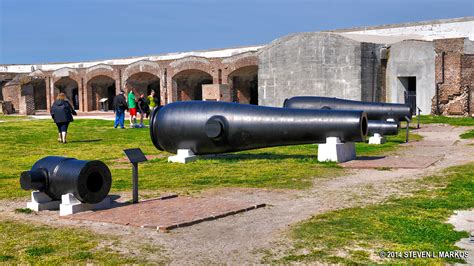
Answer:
[
  {"xmin": 59, "ymin": 193, "xmax": 111, "ymax": 216},
  {"xmin": 26, "ymin": 191, "xmax": 60, "ymax": 211},
  {"xmin": 317, "ymin": 137, "xmax": 356, "ymax": 163},
  {"xmin": 168, "ymin": 149, "xmax": 197, "ymax": 164},
  {"xmin": 368, "ymin": 133, "xmax": 386, "ymax": 145}
]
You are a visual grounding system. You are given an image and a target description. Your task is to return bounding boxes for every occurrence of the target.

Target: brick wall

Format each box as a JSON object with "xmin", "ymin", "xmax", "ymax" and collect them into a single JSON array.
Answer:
[
  {"xmin": 433, "ymin": 38, "xmax": 473, "ymax": 116},
  {"xmin": 2, "ymin": 84, "xmax": 20, "ymax": 112}
]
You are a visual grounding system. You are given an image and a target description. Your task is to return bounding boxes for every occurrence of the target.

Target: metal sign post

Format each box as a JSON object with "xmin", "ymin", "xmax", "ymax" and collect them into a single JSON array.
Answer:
[
  {"xmin": 417, "ymin": 107, "xmax": 421, "ymax": 129},
  {"xmin": 123, "ymin": 148, "xmax": 148, "ymax": 204},
  {"xmin": 405, "ymin": 116, "xmax": 411, "ymax": 143}
]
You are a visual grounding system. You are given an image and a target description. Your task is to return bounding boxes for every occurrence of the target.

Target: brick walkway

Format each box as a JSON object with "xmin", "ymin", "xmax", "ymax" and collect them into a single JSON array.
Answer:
[{"xmin": 67, "ymin": 195, "xmax": 265, "ymax": 232}]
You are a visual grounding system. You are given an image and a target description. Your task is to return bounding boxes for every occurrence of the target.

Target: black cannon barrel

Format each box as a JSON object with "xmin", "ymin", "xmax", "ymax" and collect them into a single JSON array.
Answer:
[
  {"xmin": 20, "ymin": 156, "xmax": 112, "ymax": 204},
  {"xmin": 149, "ymin": 101, "xmax": 368, "ymax": 155},
  {"xmin": 367, "ymin": 120, "xmax": 399, "ymax": 136},
  {"xmin": 283, "ymin": 96, "xmax": 412, "ymax": 122}
]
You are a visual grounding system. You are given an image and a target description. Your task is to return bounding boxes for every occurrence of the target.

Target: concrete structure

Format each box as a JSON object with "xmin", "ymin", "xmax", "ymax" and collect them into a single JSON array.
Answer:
[
  {"xmin": 1, "ymin": 17, "xmax": 473, "ymax": 116},
  {"xmin": 317, "ymin": 137, "xmax": 356, "ymax": 163},
  {"xmin": 168, "ymin": 149, "xmax": 198, "ymax": 164}
]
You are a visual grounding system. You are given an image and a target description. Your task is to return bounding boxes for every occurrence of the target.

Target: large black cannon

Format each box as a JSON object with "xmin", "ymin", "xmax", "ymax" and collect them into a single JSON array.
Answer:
[
  {"xmin": 20, "ymin": 156, "xmax": 112, "ymax": 204},
  {"xmin": 149, "ymin": 101, "xmax": 368, "ymax": 155},
  {"xmin": 367, "ymin": 120, "xmax": 399, "ymax": 136},
  {"xmin": 283, "ymin": 96, "xmax": 412, "ymax": 122}
]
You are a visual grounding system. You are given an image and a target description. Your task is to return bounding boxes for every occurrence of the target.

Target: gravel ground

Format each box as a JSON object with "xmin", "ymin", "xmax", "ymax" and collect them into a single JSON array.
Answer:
[{"xmin": 1, "ymin": 124, "xmax": 473, "ymax": 264}]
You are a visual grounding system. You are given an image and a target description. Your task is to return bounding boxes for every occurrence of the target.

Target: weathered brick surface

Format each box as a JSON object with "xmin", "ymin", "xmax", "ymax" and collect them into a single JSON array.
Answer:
[
  {"xmin": 2, "ymin": 84, "xmax": 20, "ymax": 111},
  {"xmin": 202, "ymin": 84, "xmax": 231, "ymax": 101},
  {"xmin": 68, "ymin": 195, "xmax": 265, "ymax": 232},
  {"xmin": 433, "ymin": 38, "xmax": 473, "ymax": 116}
]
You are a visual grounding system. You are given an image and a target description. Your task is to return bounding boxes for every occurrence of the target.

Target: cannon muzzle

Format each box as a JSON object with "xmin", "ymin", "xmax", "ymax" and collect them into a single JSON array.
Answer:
[
  {"xmin": 283, "ymin": 96, "xmax": 412, "ymax": 122},
  {"xmin": 150, "ymin": 101, "xmax": 368, "ymax": 155},
  {"xmin": 20, "ymin": 156, "xmax": 112, "ymax": 204},
  {"xmin": 367, "ymin": 120, "xmax": 399, "ymax": 136}
]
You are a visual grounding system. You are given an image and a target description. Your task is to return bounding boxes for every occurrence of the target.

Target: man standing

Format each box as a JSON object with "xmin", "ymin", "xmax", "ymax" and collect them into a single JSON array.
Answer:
[
  {"xmin": 137, "ymin": 93, "xmax": 150, "ymax": 128},
  {"xmin": 127, "ymin": 87, "xmax": 138, "ymax": 128},
  {"xmin": 112, "ymin": 90, "xmax": 128, "ymax": 129}
]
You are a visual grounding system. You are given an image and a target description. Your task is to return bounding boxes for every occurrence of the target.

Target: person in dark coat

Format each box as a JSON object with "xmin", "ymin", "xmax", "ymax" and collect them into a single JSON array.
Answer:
[
  {"xmin": 137, "ymin": 93, "xmax": 149, "ymax": 128},
  {"xmin": 112, "ymin": 90, "xmax": 128, "ymax": 129},
  {"xmin": 50, "ymin": 92, "xmax": 77, "ymax": 143}
]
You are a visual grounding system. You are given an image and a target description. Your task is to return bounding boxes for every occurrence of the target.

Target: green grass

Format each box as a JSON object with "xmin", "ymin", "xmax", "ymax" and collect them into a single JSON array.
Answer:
[
  {"xmin": 0, "ymin": 220, "xmax": 142, "ymax": 264},
  {"xmin": 272, "ymin": 163, "xmax": 474, "ymax": 264},
  {"xmin": 356, "ymin": 127, "xmax": 422, "ymax": 156},
  {"xmin": 0, "ymin": 117, "xmax": 417, "ymax": 200},
  {"xmin": 14, "ymin": 208, "xmax": 33, "ymax": 214},
  {"xmin": 416, "ymin": 115, "xmax": 474, "ymax": 126},
  {"xmin": 460, "ymin": 129, "xmax": 474, "ymax": 139}
]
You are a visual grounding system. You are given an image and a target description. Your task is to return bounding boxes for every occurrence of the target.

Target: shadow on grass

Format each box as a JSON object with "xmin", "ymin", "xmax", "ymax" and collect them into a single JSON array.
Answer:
[
  {"xmin": 200, "ymin": 153, "xmax": 317, "ymax": 161},
  {"xmin": 354, "ymin": 156, "xmax": 386, "ymax": 161},
  {"xmin": 86, "ymin": 194, "xmax": 178, "ymax": 212},
  {"xmin": 70, "ymin": 139, "xmax": 103, "ymax": 143}
]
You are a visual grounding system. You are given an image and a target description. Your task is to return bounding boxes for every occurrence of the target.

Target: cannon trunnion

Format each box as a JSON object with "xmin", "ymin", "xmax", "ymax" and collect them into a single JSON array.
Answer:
[
  {"xmin": 150, "ymin": 101, "xmax": 368, "ymax": 155},
  {"xmin": 20, "ymin": 156, "xmax": 112, "ymax": 204}
]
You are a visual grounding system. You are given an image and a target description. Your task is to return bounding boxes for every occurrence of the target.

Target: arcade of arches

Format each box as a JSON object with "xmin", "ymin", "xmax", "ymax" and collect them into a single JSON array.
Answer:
[
  {"xmin": 227, "ymin": 65, "xmax": 258, "ymax": 105},
  {"xmin": 172, "ymin": 70, "xmax": 213, "ymax": 101},
  {"xmin": 54, "ymin": 77, "xmax": 79, "ymax": 110},
  {"xmin": 126, "ymin": 72, "xmax": 160, "ymax": 105},
  {"xmin": 0, "ymin": 59, "xmax": 260, "ymax": 114},
  {"xmin": 30, "ymin": 79, "xmax": 47, "ymax": 110},
  {"xmin": 87, "ymin": 75, "xmax": 116, "ymax": 111}
]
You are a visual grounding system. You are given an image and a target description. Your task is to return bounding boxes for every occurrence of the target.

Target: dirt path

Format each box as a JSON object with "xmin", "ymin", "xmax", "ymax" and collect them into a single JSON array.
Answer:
[{"xmin": 1, "ymin": 124, "xmax": 473, "ymax": 264}]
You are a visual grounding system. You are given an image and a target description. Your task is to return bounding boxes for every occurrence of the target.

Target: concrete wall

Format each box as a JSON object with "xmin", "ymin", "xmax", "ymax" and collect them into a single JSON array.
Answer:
[
  {"xmin": 258, "ymin": 32, "xmax": 364, "ymax": 107},
  {"xmin": 336, "ymin": 17, "xmax": 474, "ymax": 41},
  {"xmin": 386, "ymin": 40, "xmax": 435, "ymax": 114},
  {"xmin": 360, "ymin": 43, "xmax": 385, "ymax": 101}
]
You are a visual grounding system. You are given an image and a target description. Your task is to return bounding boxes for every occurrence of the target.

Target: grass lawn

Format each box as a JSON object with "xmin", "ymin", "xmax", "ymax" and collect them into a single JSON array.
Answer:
[
  {"xmin": 0, "ymin": 114, "xmax": 469, "ymax": 264},
  {"xmin": 0, "ymin": 116, "xmax": 420, "ymax": 200},
  {"xmin": 0, "ymin": 220, "xmax": 144, "ymax": 264},
  {"xmin": 415, "ymin": 115, "xmax": 474, "ymax": 126},
  {"xmin": 460, "ymin": 129, "xmax": 474, "ymax": 139},
  {"xmin": 272, "ymin": 162, "xmax": 474, "ymax": 264}
]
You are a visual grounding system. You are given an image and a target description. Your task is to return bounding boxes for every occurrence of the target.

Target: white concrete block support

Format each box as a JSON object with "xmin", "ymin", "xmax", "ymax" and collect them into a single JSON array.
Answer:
[
  {"xmin": 59, "ymin": 193, "xmax": 111, "ymax": 216},
  {"xmin": 317, "ymin": 137, "xmax": 356, "ymax": 163},
  {"xmin": 26, "ymin": 191, "xmax": 60, "ymax": 211},
  {"xmin": 368, "ymin": 133, "xmax": 386, "ymax": 145},
  {"xmin": 168, "ymin": 149, "xmax": 197, "ymax": 164}
]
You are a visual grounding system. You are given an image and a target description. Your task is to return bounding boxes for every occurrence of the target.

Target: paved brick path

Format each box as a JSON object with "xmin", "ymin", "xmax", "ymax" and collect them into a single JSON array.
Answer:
[{"xmin": 67, "ymin": 195, "xmax": 265, "ymax": 232}]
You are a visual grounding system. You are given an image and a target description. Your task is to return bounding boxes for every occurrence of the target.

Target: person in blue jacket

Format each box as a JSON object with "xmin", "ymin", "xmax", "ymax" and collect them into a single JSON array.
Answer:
[{"xmin": 50, "ymin": 92, "xmax": 77, "ymax": 143}]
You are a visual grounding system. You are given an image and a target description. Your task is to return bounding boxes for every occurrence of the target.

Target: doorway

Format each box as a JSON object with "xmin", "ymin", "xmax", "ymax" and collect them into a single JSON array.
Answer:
[{"xmin": 399, "ymin": 76, "xmax": 416, "ymax": 114}]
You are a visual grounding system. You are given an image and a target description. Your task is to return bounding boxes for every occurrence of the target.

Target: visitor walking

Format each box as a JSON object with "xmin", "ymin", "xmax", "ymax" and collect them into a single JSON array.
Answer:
[
  {"xmin": 137, "ymin": 93, "xmax": 150, "ymax": 128},
  {"xmin": 50, "ymin": 92, "xmax": 77, "ymax": 143},
  {"xmin": 127, "ymin": 87, "xmax": 138, "ymax": 128},
  {"xmin": 112, "ymin": 90, "xmax": 128, "ymax": 129}
]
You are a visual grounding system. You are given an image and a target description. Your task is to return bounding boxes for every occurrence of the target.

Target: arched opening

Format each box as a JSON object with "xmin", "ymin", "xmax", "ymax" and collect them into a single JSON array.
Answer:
[
  {"xmin": 54, "ymin": 77, "xmax": 79, "ymax": 110},
  {"xmin": 172, "ymin": 70, "xmax": 213, "ymax": 101},
  {"xmin": 227, "ymin": 65, "xmax": 258, "ymax": 105},
  {"xmin": 30, "ymin": 79, "xmax": 47, "ymax": 110},
  {"xmin": 126, "ymin": 72, "xmax": 160, "ymax": 105},
  {"xmin": 87, "ymin": 75, "xmax": 116, "ymax": 111}
]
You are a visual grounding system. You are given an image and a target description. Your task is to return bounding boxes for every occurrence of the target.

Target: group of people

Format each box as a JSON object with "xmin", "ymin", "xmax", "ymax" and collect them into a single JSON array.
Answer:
[
  {"xmin": 50, "ymin": 85, "xmax": 159, "ymax": 143},
  {"xmin": 112, "ymin": 85, "xmax": 159, "ymax": 129}
]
